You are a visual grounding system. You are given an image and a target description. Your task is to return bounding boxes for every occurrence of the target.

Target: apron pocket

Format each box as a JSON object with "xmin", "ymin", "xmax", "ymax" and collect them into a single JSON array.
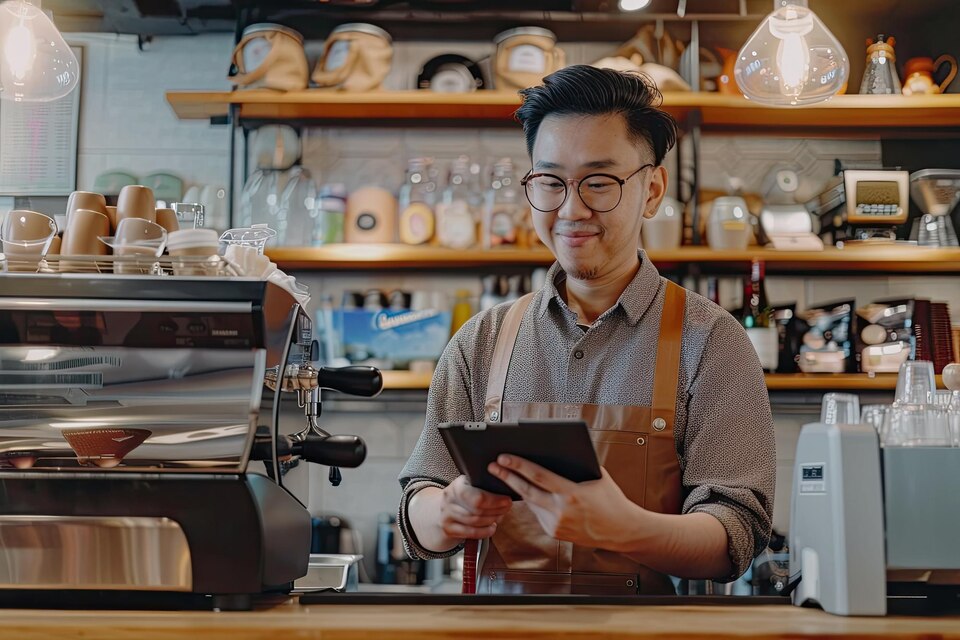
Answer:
[{"xmin": 589, "ymin": 429, "xmax": 648, "ymax": 507}]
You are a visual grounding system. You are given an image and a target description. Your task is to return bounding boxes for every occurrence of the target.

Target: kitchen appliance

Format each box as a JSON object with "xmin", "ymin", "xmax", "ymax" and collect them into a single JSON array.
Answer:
[
  {"xmin": 790, "ymin": 421, "xmax": 960, "ymax": 616},
  {"xmin": 809, "ymin": 169, "xmax": 909, "ymax": 245},
  {"xmin": 0, "ymin": 257, "xmax": 383, "ymax": 609},
  {"xmin": 909, "ymin": 169, "xmax": 960, "ymax": 248}
]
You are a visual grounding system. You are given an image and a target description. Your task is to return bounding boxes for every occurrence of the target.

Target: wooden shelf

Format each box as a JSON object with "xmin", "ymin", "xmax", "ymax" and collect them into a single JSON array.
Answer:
[
  {"xmin": 266, "ymin": 244, "xmax": 960, "ymax": 274},
  {"xmin": 378, "ymin": 371, "xmax": 942, "ymax": 392},
  {"xmin": 381, "ymin": 370, "xmax": 434, "ymax": 390},
  {"xmin": 166, "ymin": 90, "xmax": 960, "ymax": 131}
]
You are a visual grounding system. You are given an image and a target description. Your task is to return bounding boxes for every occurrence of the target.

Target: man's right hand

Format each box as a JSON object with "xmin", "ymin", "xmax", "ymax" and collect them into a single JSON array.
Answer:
[
  {"xmin": 408, "ymin": 476, "xmax": 512, "ymax": 553},
  {"xmin": 438, "ymin": 475, "xmax": 513, "ymax": 540}
]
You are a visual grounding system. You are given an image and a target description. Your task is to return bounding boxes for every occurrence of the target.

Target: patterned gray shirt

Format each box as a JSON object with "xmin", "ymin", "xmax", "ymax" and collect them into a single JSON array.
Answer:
[{"xmin": 398, "ymin": 251, "xmax": 776, "ymax": 580}]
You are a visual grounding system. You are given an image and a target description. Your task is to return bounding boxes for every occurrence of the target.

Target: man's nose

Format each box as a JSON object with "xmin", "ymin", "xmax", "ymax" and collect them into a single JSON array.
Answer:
[{"xmin": 557, "ymin": 184, "xmax": 592, "ymax": 221}]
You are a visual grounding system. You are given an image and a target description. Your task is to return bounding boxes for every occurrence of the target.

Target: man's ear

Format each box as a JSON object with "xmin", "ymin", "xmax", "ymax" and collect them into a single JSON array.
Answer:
[{"xmin": 643, "ymin": 165, "xmax": 669, "ymax": 219}]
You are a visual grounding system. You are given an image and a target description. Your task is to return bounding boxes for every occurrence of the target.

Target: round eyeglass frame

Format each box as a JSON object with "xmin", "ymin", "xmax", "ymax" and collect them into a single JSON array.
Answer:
[{"xmin": 520, "ymin": 164, "xmax": 655, "ymax": 213}]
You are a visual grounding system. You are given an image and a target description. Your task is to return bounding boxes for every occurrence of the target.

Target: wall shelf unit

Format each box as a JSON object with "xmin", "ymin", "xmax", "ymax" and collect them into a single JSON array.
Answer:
[
  {"xmin": 167, "ymin": 90, "xmax": 960, "ymax": 134},
  {"xmin": 266, "ymin": 244, "xmax": 960, "ymax": 275}
]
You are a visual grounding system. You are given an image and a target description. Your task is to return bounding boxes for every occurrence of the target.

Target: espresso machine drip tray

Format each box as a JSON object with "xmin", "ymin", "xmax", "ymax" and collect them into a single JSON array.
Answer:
[{"xmin": 910, "ymin": 169, "xmax": 960, "ymax": 247}]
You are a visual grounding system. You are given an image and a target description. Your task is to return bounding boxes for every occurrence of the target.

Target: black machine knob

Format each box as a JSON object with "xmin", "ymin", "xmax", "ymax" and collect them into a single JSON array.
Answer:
[
  {"xmin": 293, "ymin": 434, "xmax": 367, "ymax": 468},
  {"xmin": 317, "ymin": 366, "xmax": 383, "ymax": 397}
]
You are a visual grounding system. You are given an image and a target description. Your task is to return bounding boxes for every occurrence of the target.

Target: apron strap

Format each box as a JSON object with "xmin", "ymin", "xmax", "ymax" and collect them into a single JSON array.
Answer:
[
  {"xmin": 483, "ymin": 293, "xmax": 535, "ymax": 422},
  {"xmin": 650, "ymin": 280, "xmax": 686, "ymax": 432}
]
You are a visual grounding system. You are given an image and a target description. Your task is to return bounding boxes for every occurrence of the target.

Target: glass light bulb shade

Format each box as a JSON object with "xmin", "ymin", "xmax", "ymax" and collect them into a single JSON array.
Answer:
[
  {"xmin": 734, "ymin": 3, "xmax": 848, "ymax": 106},
  {"xmin": 0, "ymin": 0, "xmax": 79, "ymax": 102}
]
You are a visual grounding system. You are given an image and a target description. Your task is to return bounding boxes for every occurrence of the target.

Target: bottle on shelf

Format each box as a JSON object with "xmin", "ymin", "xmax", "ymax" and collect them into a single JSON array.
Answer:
[
  {"xmin": 436, "ymin": 156, "xmax": 478, "ymax": 249},
  {"xmin": 313, "ymin": 183, "xmax": 348, "ymax": 245},
  {"xmin": 483, "ymin": 158, "xmax": 525, "ymax": 249},
  {"xmin": 479, "ymin": 274, "xmax": 501, "ymax": 312},
  {"xmin": 706, "ymin": 276, "xmax": 721, "ymax": 307},
  {"xmin": 450, "ymin": 289, "xmax": 475, "ymax": 337},
  {"xmin": 398, "ymin": 157, "xmax": 437, "ymax": 246},
  {"xmin": 739, "ymin": 258, "xmax": 779, "ymax": 372}
]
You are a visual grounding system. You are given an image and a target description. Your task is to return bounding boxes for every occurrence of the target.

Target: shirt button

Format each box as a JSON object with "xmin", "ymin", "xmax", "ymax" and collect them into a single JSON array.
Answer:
[{"xmin": 574, "ymin": 350, "xmax": 584, "ymax": 359}]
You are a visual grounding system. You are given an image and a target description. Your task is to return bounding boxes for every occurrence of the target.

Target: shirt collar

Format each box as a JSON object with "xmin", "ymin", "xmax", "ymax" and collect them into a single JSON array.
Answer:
[{"xmin": 536, "ymin": 250, "xmax": 663, "ymax": 326}]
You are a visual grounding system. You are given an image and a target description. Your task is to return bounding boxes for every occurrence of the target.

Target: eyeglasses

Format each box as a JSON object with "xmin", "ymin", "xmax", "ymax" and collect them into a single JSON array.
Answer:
[{"xmin": 520, "ymin": 164, "xmax": 654, "ymax": 213}]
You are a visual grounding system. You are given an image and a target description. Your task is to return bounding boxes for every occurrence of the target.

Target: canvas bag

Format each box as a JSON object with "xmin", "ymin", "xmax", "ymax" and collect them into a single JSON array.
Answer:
[
  {"xmin": 312, "ymin": 23, "xmax": 393, "ymax": 92},
  {"xmin": 229, "ymin": 24, "xmax": 308, "ymax": 91}
]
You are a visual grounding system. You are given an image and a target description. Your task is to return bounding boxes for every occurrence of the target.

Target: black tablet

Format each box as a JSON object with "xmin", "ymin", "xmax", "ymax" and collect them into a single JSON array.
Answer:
[{"xmin": 437, "ymin": 420, "xmax": 601, "ymax": 500}]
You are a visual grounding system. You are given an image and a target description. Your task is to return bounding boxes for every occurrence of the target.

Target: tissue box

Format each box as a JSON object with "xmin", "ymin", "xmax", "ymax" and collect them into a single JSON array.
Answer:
[{"xmin": 334, "ymin": 308, "xmax": 452, "ymax": 367}]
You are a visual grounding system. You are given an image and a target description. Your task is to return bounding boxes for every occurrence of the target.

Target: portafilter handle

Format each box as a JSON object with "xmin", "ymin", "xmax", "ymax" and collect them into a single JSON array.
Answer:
[
  {"xmin": 317, "ymin": 365, "xmax": 383, "ymax": 397},
  {"xmin": 292, "ymin": 434, "xmax": 367, "ymax": 469}
]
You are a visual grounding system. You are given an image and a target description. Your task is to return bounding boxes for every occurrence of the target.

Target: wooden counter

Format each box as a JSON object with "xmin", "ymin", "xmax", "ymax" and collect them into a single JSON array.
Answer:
[{"xmin": 4, "ymin": 600, "xmax": 960, "ymax": 640}]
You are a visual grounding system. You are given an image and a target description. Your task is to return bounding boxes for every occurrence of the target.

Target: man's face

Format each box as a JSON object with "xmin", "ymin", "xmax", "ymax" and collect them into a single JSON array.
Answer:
[{"xmin": 529, "ymin": 113, "xmax": 667, "ymax": 281}]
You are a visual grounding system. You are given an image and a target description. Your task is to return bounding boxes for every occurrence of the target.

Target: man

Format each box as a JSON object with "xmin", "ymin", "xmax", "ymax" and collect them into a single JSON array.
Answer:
[{"xmin": 398, "ymin": 65, "xmax": 775, "ymax": 595}]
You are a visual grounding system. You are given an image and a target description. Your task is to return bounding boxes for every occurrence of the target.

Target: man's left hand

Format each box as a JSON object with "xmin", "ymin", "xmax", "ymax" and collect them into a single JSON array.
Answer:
[{"xmin": 487, "ymin": 454, "xmax": 638, "ymax": 551}]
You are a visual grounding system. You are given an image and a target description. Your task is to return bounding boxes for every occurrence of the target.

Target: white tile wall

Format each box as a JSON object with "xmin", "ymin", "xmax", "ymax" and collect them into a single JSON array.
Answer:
[
  {"xmin": 67, "ymin": 33, "xmax": 233, "ymax": 194},
  {"xmin": 65, "ymin": 32, "xmax": 960, "ymax": 563}
]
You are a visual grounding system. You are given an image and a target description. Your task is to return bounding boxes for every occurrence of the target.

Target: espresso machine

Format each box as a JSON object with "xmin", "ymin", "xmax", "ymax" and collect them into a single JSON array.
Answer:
[
  {"xmin": 790, "ymin": 422, "xmax": 960, "ymax": 616},
  {"xmin": 0, "ymin": 257, "xmax": 382, "ymax": 609}
]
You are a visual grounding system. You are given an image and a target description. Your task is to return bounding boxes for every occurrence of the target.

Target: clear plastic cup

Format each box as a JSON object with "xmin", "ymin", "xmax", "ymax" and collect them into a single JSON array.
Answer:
[
  {"xmin": 99, "ymin": 218, "xmax": 167, "ymax": 275},
  {"xmin": 820, "ymin": 392, "xmax": 861, "ymax": 425},
  {"xmin": 883, "ymin": 404, "xmax": 951, "ymax": 448},
  {"xmin": 218, "ymin": 224, "xmax": 277, "ymax": 256},
  {"xmin": 895, "ymin": 361, "xmax": 937, "ymax": 406},
  {"xmin": 860, "ymin": 404, "xmax": 887, "ymax": 434}
]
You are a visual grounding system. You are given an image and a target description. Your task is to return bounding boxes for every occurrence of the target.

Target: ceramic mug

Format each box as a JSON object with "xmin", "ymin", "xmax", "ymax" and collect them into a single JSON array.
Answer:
[{"xmin": 1, "ymin": 210, "xmax": 57, "ymax": 272}]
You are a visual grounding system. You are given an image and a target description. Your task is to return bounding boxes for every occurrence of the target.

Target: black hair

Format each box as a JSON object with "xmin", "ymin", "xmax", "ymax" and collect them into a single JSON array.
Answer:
[{"xmin": 515, "ymin": 65, "xmax": 678, "ymax": 166}]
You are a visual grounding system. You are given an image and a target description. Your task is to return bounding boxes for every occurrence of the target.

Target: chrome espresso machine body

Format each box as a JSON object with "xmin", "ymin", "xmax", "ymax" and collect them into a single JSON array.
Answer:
[{"xmin": 0, "ymin": 267, "xmax": 380, "ymax": 608}]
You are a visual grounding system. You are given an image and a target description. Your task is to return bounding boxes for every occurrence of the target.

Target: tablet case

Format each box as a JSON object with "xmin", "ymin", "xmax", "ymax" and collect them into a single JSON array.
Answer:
[{"xmin": 438, "ymin": 420, "xmax": 601, "ymax": 500}]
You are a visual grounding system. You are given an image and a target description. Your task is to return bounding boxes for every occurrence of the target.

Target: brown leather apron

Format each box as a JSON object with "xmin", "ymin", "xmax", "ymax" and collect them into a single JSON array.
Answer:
[{"xmin": 472, "ymin": 280, "xmax": 687, "ymax": 595}]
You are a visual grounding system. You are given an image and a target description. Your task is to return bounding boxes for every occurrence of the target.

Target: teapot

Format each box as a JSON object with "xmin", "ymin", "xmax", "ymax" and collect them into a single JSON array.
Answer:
[{"xmin": 902, "ymin": 55, "xmax": 958, "ymax": 95}]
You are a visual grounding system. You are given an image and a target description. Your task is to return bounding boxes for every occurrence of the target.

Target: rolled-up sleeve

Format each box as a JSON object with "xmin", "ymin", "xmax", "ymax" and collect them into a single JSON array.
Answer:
[
  {"xmin": 397, "ymin": 318, "xmax": 481, "ymax": 560},
  {"xmin": 680, "ymin": 314, "xmax": 776, "ymax": 580}
]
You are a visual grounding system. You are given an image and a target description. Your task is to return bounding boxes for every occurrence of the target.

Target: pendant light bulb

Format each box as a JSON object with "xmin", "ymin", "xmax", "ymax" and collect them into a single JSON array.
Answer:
[
  {"xmin": 0, "ymin": 0, "xmax": 80, "ymax": 102},
  {"xmin": 734, "ymin": 0, "xmax": 848, "ymax": 106},
  {"xmin": 619, "ymin": 0, "xmax": 652, "ymax": 10}
]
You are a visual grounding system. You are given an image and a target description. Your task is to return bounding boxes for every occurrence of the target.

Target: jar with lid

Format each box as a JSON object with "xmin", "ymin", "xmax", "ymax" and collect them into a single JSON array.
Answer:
[
  {"xmin": 482, "ymin": 158, "xmax": 526, "ymax": 249},
  {"xmin": 436, "ymin": 156, "xmax": 478, "ymax": 249},
  {"xmin": 313, "ymin": 183, "xmax": 348, "ymax": 245},
  {"xmin": 398, "ymin": 158, "xmax": 437, "ymax": 245}
]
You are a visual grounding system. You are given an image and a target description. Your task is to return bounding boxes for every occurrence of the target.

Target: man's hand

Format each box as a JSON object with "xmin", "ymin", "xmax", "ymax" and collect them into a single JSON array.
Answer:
[
  {"xmin": 488, "ymin": 455, "xmax": 636, "ymax": 550},
  {"xmin": 438, "ymin": 475, "xmax": 513, "ymax": 541}
]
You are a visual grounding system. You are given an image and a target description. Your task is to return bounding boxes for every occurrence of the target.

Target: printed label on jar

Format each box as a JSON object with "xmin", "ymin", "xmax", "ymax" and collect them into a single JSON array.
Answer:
[
  {"xmin": 400, "ymin": 203, "xmax": 435, "ymax": 245},
  {"xmin": 437, "ymin": 200, "xmax": 475, "ymax": 249},
  {"xmin": 356, "ymin": 212, "xmax": 378, "ymax": 231},
  {"xmin": 508, "ymin": 45, "xmax": 547, "ymax": 74},
  {"xmin": 488, "ymin": 209, "xmax": 518, "ymax": 247}
]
